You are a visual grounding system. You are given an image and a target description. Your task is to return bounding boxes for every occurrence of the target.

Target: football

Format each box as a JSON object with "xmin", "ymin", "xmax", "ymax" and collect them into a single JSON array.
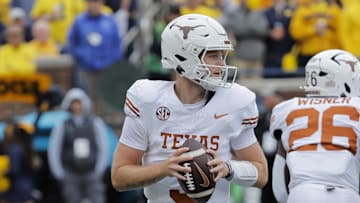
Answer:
[{"xmin": 178, "ymin": 139, "xmax": 216, "ymax": 203}]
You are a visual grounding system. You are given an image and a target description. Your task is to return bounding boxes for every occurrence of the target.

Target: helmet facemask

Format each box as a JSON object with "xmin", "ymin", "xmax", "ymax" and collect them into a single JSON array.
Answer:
[
  {"xmin": 176, "ymin": 47, "xmax": 237, "ymax": 91},
  {"xmin": 192, "ymin": 49, "xmax": 237, "ymax": 91}
]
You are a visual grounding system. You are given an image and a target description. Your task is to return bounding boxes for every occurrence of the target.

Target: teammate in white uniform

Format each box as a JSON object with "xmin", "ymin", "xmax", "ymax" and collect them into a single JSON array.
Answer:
[
  {"xmin": 270, "ymin": 49, "xmax": 360, "ymax": 203},
  {"xmin": 111, "ymin": 14, "xmax": 268, "ymax": 203}
]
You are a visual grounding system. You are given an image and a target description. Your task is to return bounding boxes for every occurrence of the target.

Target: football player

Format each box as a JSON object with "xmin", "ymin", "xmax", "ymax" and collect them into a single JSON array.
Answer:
[
  {"xmin": 270, "ymin": 49, "xmax": 360, "ymax": 203},
  {"xmin": 111, "ymin": 14, "xmax": 268, "ymax": 203}
]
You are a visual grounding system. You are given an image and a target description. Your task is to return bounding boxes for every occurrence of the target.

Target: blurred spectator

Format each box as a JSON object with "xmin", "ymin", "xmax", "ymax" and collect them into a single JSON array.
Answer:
[
  {"xmin": 48, "ymin": 88, "xmax": 108, "ymax": 203},
  {"xmin": 29, "ymin": 20, "xmax": 59, "ymax": 57},
  {"xmin": 0, "ymin": 7, "xmax": 32, "ymax": 44},
  {"xmin": 9, "ymin": 7, "xmax": 32, "ymax": 42},
  {"xmin": 289, "ymin": 0, "xmax": 341, "ymax": 67},
  {"xmin": 110, "ymin": 0, "xmax": 136, "ymax": 37},
  {"xmin": 67, "ymin": 0, "xmax": 123, "ymax": 112},
  {"xmin": 180, "ymin": 0, "xmax": 222, "ymax": 19},
  {"xmin": 11, "ymin": 0, "xmax": 35, "ymax": 26},
  {"xmin": 338, "ymin": 0, "xmax": 360, "ymax": 58},
  {"xmin": 1, "ymin": 121, "xmax": 35, "ymax": 203},
  {"xmin": 202, "ymin": 0, "xmax": 223, "ymax": 17},
  {"xmin": 263, "ymin": 0, "xmax": 295, "ymax": 74},
  {"xmin": 30, "ymin": 0, "xmax": 86, "ymax": 47},
  {"xmin": 255, "ymin": 91, "xmax": 283, "ymax": 203},
  {"xmin": 105, "ymin": 0, "xmax": 124, "ymax": 11},
  {"xmin": 223, "ymin": 0, "xmax": 268, "ymax": 79},
  {"xmin": 31, "ymin": 0, "xmax": 113, "ymax": 47},
  {"xmin": 0, "ymin": 0, "xmax": 10, "ymax": 45},
  {"xmin": 260, "ymin": 0, "xmax": 274, "ymax": 9},
  {"xmin": 225, "ymin": 0, "xmax": 272, "ymax": 11},
  {"xmin": 0, "ymin": 0, "xmax": 11, "ymax": 26},
  {"xmin": 0, "ymin": 23, "xmax": 4, "ymax": 45},
  {"xmin": 144, "ymin": 3, "xmax": 180, "ymax": 81},
  {"xmin": 221, "ymin": 0, "xmax": 239, "ymax": 13},
  {"xmin": 0, "ymin": 25, "xmax": 36, "ymax": 75}
]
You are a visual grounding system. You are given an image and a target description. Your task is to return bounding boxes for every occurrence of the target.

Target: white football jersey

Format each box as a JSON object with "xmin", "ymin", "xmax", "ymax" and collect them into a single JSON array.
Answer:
[
  {"xmin": 120, "ymin": 79, "xmax": 259, "ymax": 203},
  {"xmin": 270, "ymin": 97, "xmax": 360, "ymax": 193}
]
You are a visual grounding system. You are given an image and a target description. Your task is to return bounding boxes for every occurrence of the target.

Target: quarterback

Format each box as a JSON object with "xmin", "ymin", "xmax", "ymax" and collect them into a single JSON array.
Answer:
[
  {"xmin": 270, "ymin": 49, "xmax": 360, "ymax": 203},
  {"xmin": 111, "ymin": 14, "xmax": 268, "ymax": 203}
]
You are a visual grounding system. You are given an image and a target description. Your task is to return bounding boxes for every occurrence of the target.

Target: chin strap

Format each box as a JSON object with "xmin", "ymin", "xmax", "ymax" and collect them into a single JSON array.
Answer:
[{"xmin": 225, "ymin": 160, "xmax": 258, "ymax": 187}]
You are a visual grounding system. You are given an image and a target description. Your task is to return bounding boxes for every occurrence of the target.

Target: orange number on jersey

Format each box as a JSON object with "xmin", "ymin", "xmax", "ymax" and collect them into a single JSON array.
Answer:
[
  {"xmin": 286, "ymin": 106, "xmax": 359, "ymax": 155},
  {"xmin": 287, "ymin": 108, "xmax": 319, "ymax": 152}
]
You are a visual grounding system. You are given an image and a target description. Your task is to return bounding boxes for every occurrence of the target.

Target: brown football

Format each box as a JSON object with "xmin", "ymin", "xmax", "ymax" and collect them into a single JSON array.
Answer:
[{"xmin": 178, "ymin": 139, "xmax": 216, "ymax": 203}]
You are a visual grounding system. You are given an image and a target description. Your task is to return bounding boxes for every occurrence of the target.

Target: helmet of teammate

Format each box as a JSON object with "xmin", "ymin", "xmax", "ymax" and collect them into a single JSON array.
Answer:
[
  {"xmin": 303, "ymin": 49, "xmax": 360, "ymax": 97},
  {"xmin": 353, "ymin": 72, "xmax": 360, "ymax": 96},
  {"xmin": 161, "ymin": 14, "xmax": 237, "ymax": 91}
]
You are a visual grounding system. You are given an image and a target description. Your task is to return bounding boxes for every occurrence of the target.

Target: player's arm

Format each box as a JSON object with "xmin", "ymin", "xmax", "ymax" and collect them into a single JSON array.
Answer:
[
  {"xmin": 111, "ymin": 142, "xmax": 192, "ymax": 192},
  {"xmin": 232, "ymin": 141, "xmax": 268, "ymax": 188},
  {"xmin": 272, "ymin": 141, "xmax": 289, "ymax": 203},
  {"xmin": 111, "ymin": 115, "xmax": 193, "ymax": 192},
  {"xmin": 207, "ymin": 129, "xmax": 268, "ymax": 188},
  {"xmin": 269, "ymin": 102, "xmax": 290, "ymax": 202}
]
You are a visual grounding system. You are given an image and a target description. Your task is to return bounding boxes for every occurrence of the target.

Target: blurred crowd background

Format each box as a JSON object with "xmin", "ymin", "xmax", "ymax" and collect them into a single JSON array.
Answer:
[{"xmin": 0, "ymin": 0, "xmax": 357, "ymax": 202}]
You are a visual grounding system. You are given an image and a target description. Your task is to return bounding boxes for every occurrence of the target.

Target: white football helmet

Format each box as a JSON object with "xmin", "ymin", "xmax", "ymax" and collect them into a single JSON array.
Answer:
[
  {"xmin": 303, "ymin": 49, "xmax": 360, "ymax": 97},
  {"xmin": 161, "ymin": 14, "xmax": 237, "ymax": 91}
]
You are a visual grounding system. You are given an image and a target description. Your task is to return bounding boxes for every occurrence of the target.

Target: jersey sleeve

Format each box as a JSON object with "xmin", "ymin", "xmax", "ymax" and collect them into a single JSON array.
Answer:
[
  {"xmin": 269, "ymin": 100, "xmax": 289, "ymax": 141},
  {"xmin": 124, "ymin": 79, "xmax": 166, "ymax": 118},
  {"xmin": 239, "ymin": 99, "xmax": 259, "ymax": 130},
  {"xmin": 120, "ymin": 80, "xmax": 148, "ymax": 151},
  {"xmin": 230, "ymin": 92, "xmax": 259, "ymax": 150},
  {"xmin": 124, "ymin": 80, "xmax": 145, "ymax": 118},
  {"xmin": 119, "ymin": 116, "xmax": 148, "ymax": 151}
]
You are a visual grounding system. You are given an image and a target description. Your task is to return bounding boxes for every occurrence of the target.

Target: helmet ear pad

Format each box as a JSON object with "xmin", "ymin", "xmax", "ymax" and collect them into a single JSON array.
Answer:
[
  {"xmin": 161, "ymin": 57, "xmax": 176, "ymax": 69},
  {"xmin": 161, "ymin": 56, "xmax": 189, "ymax": 76}
]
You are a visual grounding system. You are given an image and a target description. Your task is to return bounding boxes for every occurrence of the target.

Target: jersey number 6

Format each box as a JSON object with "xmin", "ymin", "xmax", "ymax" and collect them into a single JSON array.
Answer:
[{"xmin": 286, "ymin": 106, "xmax": 359, "ymax": 155}]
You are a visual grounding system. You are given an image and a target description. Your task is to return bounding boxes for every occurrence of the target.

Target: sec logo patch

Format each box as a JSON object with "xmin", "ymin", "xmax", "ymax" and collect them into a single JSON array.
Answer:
[{"xmin": 156, "ymin": 106, "xmax": 171, "ymax": 121}]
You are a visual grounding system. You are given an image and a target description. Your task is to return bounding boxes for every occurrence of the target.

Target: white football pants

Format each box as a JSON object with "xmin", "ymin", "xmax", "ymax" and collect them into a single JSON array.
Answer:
[{"xmin": 287, "ymin": 183, "xmax": 360, "ymax": 203}]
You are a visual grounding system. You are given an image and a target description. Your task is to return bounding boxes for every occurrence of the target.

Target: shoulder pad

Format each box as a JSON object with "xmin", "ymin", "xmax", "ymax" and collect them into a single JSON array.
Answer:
[
  {"xmin": 215, "ymin": 84, "xmax": 259, "ymax": 130},
  {"xmin": 216, "ymin": 83, "xmax": 256, "ymax": 111},
  {"xmin": 127, "ymin": 79, "xmax": 171, "ymax": 103},
  {"xmin": 269, "ymin": 98, "xmax": 298, "ymax": 139},
  {"xmin": 125, "ymin": 79, "xmax": 172, "ymax": 117},
  {"xmin": 272, "ymin": 97, "xmax": 298, "ymax": 115}
]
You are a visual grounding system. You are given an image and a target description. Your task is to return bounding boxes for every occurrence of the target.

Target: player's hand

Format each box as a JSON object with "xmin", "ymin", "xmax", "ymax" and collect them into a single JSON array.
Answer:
[
  {"xmin": 207, "ymin": 149, "xmax": 229, "ymax": 182},
  {"xmin": 163, "ymin": 147, "xmax": 192, "ymax": 180}
]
